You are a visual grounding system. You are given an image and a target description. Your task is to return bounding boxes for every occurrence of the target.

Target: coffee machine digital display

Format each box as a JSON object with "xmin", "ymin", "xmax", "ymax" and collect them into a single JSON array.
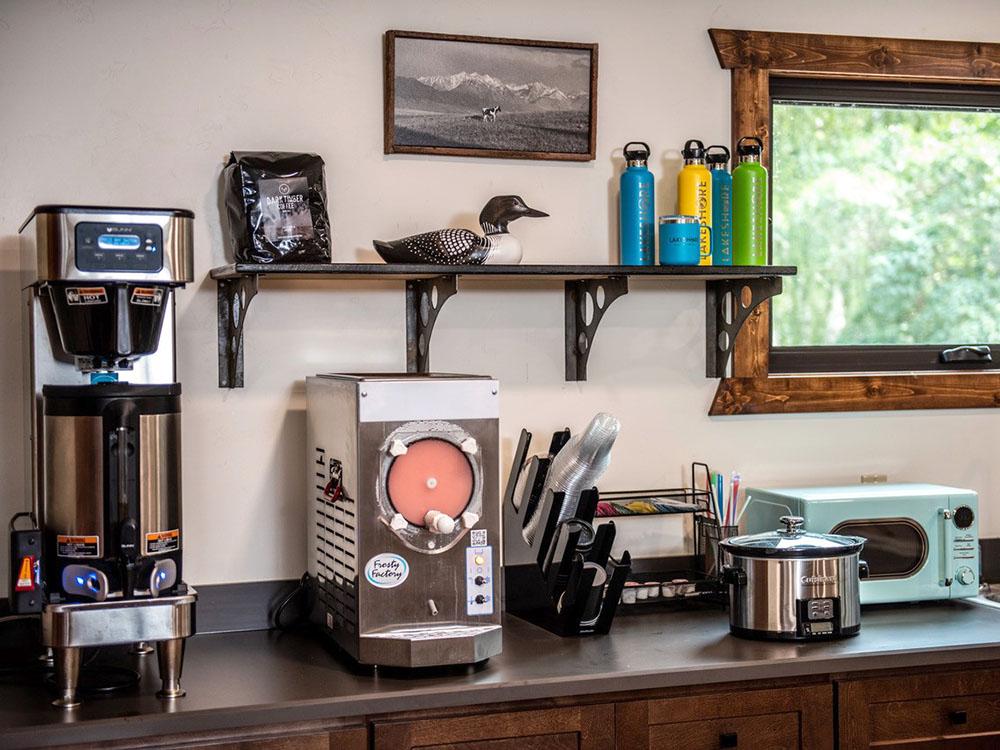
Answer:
[
  {"xmin": 75, "ymin": 221, "xmax": 164, "ymax": 272},
  {"xmin": 16, "ymin": 205, "xmax": 196, "ymax": 708}
]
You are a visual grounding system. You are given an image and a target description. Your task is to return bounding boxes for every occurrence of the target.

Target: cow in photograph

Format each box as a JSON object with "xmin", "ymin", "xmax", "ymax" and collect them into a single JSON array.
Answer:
[{"xmin": 481, "ymin": 106, "xmax": 501, "ymax": 122}]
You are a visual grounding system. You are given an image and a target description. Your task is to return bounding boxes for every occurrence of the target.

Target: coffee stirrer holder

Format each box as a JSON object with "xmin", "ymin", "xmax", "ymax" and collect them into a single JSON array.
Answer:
[{"xmin": 503, "ymin": 428, "xmax": 631, "ymax": 636}]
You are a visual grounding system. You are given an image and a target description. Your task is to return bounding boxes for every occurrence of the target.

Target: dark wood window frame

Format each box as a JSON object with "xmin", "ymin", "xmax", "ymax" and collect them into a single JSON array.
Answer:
[{"xmin": 708, "ymin": 28, "xmax": 1000, "ymax": 415}]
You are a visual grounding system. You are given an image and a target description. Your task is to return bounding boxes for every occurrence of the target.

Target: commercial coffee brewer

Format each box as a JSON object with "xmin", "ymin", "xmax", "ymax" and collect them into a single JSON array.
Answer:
[
  {"xmin": 305, "ymin": 374, "xmax": 502, "ymax": 667},
  {"xmin": 13, "ymin": 205, "xmax": 196, "ymax": 708}
]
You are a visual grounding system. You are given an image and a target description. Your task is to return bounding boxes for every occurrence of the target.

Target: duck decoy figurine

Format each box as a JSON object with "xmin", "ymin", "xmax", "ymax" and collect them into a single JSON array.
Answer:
[{"xmin": 373, "ymin": 195, "xmax": 548, "ymax": 265}]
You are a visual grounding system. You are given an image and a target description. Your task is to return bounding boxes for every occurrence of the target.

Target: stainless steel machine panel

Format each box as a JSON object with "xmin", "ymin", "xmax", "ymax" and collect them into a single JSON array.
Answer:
[
  {"xmin": 139, "ymin": 413, "xmax": 182, "ymax": 555},
  {"xmin": 20, "ymin": 206, "xmax": 194, "ymax": 287},
  {"xmin": 306, "ymin": 374, "xmax": 502, "ymax": 667},
  {"xmin": 43, "ymin": 415, "xmax": 104, "ymax": 544}
]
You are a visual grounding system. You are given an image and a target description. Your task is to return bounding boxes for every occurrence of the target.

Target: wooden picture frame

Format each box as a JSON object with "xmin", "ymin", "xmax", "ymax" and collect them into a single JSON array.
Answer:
[
  {"xmin": 384, "ymin": 30, "xmax": 598, "ymax": 161},
  {"xmin": 708, "ymin": 28, "xmax": 1000, "ymax": 415}
]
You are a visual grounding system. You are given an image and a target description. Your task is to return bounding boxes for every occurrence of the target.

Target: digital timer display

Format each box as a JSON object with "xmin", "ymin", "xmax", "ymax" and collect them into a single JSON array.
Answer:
[{"xmin": 97, "ymin": 233, "xmax": 143, "ymax": 251}]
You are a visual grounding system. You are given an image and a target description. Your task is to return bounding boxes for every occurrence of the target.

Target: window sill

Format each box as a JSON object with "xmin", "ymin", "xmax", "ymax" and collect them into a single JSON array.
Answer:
[{"xmin": 710, "ymin": 372, "xmax": 1000, "ymax": 415}]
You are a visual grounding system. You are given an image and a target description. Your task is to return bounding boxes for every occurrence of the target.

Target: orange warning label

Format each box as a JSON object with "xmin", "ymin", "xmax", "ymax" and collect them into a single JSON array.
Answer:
[
  {"xmin": 65, "ymin": 287, "xmax": 108, "ymax": 305},
  {"xmin": 15, "ymin": 556, "xmax": 35, "ymax": 591},
  {"xmin": 145, "ymin": 529, "xmax": 180, "ymax": 555},
  {"xmin": 130, "ymin": 287, "xmax": 165, "ymax": 307},
  {"xmin": 57, "ymin": 534, "xmax": 100, "ymax": 558}
]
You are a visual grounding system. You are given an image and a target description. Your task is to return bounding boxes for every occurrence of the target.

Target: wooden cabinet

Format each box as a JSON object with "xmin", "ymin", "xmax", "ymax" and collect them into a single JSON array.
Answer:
[
  {"xmin": 838, "ymin": 667, "xmax": 1000, "ymax": 749},
  {"xmin": 372, "ymin": 704, "xmax": 615, "ymax": 750},
  {"xmin": 615, "ymin": 683, "xmax": 834, "ymax": 750},
  {"xmin": 85, "ymin": 723, "xmax": 368, "ymax": 750}
]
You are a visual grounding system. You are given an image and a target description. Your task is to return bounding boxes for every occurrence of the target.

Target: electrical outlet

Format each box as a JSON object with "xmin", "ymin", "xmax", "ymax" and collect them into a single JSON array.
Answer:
[{"xmin": 860, "ymin": 473, "xmax": 888, "ymax": 484}]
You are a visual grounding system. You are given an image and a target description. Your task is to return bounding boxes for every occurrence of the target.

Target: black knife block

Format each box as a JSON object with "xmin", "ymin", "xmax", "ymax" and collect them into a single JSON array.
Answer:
[{"xmin": 502, "ymin": 428, "xmax": 631, "ymax": 637}]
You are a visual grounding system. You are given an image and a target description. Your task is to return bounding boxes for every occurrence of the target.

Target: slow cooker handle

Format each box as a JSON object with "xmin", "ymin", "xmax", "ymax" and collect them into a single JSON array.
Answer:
[{"xmin": 721, "ymin": 566, "xmax": 747, "ymax": 586}]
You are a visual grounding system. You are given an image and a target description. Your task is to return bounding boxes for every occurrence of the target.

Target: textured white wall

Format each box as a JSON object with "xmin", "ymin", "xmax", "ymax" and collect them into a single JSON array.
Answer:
[{"xmin": 2, "ymin": 0, "xmax": 999, "ymax": 589}]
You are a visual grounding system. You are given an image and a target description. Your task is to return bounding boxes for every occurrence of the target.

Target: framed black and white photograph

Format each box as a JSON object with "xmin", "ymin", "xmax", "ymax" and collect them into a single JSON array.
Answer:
[{"xmin": 384, "ymin": 30, "xmax": 598, "ymax": 161}]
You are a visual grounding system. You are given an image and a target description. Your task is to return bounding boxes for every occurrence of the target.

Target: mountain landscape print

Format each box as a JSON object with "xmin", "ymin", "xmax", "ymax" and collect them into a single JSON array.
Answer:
[{"xmin": 386, "ymin": 32, "xmax": 597, "ymax": 160}]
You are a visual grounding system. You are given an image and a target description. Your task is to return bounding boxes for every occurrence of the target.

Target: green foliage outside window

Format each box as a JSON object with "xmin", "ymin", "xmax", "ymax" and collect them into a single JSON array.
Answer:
[{"xmin": 771, "ymin": 102, "xmax": 1000, "ymax": 347}]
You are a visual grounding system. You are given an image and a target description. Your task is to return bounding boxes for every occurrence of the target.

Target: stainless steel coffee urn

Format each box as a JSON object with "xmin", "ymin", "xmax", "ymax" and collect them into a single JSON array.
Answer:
[{"xmin": 14, "ymin": 205, "xmax": 196, "ymax": 708}]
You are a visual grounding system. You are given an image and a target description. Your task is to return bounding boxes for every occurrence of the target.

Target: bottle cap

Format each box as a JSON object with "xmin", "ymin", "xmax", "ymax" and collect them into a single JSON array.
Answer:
[
  {"xmin": 737, "ymin": 136, "xmax": 764, "ymax": 159},
  {"xmin": 623, "ymin": 141, "xmax": 651, "ymax": 167},
  {"xmin": 681, "ymin": 139, "xmax": 706, "ymax": 161},
  {"xmin": 706, "ymin": 145, "xmax": 731, "ymax": 169}
]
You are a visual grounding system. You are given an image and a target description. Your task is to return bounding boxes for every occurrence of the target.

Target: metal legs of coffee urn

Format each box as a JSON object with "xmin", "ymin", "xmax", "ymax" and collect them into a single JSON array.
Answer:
[
  {"xmin": 52, "ymin": 647, "xmax": 81, "ymax": 709},
  {"xmin": 156, "ymin": 638, "xmax": 186, "ymax": 699}
]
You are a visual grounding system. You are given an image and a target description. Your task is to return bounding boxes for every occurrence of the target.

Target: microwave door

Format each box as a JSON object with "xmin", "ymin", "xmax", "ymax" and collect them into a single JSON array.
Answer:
[{"xmin": 831, "ymin": 518, "xmax": 940, "ymax": 604}]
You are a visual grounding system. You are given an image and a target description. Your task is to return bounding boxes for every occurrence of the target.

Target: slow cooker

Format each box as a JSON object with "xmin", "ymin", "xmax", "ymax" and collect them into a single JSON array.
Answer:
[{"xmin": 720, "ymin": 516, "xmax": 868, "ymax": 641}]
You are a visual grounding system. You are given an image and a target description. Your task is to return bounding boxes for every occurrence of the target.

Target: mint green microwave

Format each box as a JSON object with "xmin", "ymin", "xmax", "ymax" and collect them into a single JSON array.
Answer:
[{"xmin": 743, "ymin": 484, "xmax": 979, "ymax": 605}]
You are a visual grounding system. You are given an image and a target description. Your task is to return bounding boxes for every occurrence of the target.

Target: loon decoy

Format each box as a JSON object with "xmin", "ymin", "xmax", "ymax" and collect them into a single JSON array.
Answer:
[{"xmin": 373, "ymin": 195, "xmax": 548, "ymax": 265}]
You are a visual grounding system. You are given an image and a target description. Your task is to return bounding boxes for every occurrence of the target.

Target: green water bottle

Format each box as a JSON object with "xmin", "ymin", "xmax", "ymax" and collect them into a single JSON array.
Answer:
[{"xmin": 732, "ymin": 136, "xmax": 768, "ymax": 265}]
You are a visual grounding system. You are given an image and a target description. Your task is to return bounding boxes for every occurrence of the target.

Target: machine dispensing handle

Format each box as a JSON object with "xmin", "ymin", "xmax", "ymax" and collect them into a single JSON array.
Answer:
[{"xmin": 939, "ymin": 508, "xmax": 954, "ymax": 587}]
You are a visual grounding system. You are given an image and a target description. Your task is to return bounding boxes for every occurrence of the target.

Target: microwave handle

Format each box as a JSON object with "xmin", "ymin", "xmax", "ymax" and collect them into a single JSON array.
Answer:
[{"xmin": 939, "ymin": 508, "xmax": 954, "ymax": 587}]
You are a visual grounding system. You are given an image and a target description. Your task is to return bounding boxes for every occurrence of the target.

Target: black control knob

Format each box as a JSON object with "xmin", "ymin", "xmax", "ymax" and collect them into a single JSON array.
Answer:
[
  {"xmin": 474, "ymin": 576, "xmax": 486, "ymax": 586},
  {"xmin": 474, "ymin": 594, "xmax": 486, "ymax": 604},
  {"xmin": 954, "ymin": 506, "xmax": 975, "ymax": 529}
]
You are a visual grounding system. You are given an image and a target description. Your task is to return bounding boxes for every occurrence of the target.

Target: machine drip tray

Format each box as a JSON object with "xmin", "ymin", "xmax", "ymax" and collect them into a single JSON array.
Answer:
[
  {"xmin": 359, "ymin": 623, "xmax": 501, "ymax": 668},
  {"xmin": 42, "ymin": 587, "xmax": 196, "ymax": 649},
  {"xmin": 41, "ymin": 587, "xmax": 196, "ymax": 708}
]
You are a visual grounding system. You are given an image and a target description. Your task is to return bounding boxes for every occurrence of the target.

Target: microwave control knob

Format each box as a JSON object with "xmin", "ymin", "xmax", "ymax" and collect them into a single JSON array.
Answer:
[
  {"xmin": 956, "ymin": 567, "xmax": 976, "ymax": 586},
  {"xmin": 461, "ymin": 511, "xmax": 480, "ymax": 528},
  {"xmin": 954, "ymin": 506, "xmax": 975, "ymax": 529},
  {"xmin": 425, "ymin": 510, "xmax": 456, "ymax": 535}
]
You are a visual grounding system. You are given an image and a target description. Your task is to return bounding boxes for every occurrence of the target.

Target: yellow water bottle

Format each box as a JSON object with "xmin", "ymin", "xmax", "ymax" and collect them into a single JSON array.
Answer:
[{"xmin": 677, "ymin": 139, "xmax": 712, "ymax": 265}]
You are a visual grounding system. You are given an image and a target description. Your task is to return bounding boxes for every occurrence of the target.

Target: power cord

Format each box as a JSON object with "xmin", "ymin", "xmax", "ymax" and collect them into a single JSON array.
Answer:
[{"xmin": 271, "ymin": 573, "xmax": 312, "ymax": 631}]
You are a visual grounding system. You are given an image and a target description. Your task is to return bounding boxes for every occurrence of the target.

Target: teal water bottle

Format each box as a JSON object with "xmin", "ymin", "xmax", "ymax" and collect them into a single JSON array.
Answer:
[
  {"xmin": 732, "ymin": 136, "xmax": 768, "ymax": 265},
  {"xmin": 619, "ymin": 141, "xmax": 654, "ymax": 265},
  {"xmin": 706, "ymin": 145, "xmax": 732, "ymax": 266}
]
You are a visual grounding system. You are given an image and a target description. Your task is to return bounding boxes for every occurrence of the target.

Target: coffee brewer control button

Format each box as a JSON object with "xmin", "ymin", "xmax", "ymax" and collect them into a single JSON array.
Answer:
[
  {"xmin": 462, "ymin": 511, "xmax": 480, "ymax": 528},
  {"xmin": 460, "ymin": 438, "xmax": 478, "ymax": 455},
  {"xmin": 425, "ymin": 510, "xmax": 456, "ymax": 535},
  {"xmin": 389, "ymin": 513, "xmax": 408, "ymax": 531}
]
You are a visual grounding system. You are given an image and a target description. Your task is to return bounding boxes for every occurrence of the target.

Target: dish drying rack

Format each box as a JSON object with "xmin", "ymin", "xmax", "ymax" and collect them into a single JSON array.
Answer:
[{"xmin": 607, "ymin": 463, "xmax": 738, "ymax": 610}]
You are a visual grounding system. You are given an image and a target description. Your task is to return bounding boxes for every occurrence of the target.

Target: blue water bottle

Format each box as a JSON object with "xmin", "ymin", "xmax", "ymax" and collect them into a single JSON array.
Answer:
[
  {"xmin": 706, "ymin": 145, "xmax": 732, "ymax": 266},
  {"xmin": 620, "ymin": 141, "xmax": 654, "ymax": 265}
]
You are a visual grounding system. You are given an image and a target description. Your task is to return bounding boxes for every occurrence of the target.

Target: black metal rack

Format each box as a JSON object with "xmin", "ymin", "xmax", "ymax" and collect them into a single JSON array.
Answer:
[{"xmin": 210, "ymin": 263, "xmax": 795, "ymax": 388}]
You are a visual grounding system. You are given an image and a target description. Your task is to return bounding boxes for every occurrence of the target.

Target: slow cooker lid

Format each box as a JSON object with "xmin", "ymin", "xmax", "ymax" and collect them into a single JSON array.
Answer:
[{"xmin": 721, "ymin": 516, "xmax": 865, "ymax": 558}]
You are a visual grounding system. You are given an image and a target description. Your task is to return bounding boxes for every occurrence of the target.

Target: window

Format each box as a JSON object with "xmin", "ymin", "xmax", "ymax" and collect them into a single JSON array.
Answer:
[{"xmin": 770, "ymin": 78, "xmax": 1000, "ymax": 373}]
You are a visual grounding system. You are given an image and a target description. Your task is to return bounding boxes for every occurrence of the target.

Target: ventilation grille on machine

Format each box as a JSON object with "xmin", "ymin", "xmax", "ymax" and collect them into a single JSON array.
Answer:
[{"xmin": 314, "ymin": 447, "xmax": 357, "ymax": 633}]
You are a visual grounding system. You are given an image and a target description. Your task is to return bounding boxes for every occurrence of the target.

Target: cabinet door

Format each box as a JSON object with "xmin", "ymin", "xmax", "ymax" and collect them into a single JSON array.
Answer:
[
  {"xmin": 839, "ymin": 668, "xmax": 1000, "ymax": 749},
  {"xmin": 139, "ymin": 725, "xmax": 367, "ymax": 750},
  {"xmin": 616, "ymin": 684, "xmax": 834, "ymax": 750},
  {"xmin": 372, "ymin": 704, "xmax": 615, "ymax": 750}
]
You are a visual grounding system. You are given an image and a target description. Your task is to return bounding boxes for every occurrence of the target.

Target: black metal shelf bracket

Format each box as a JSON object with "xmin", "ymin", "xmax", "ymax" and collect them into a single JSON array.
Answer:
[
  {"xmin": 565, "ymin": 276, "xmax": 629, "ymax": 381},
  {"xmin": 217, "ymin": 274, "xmax": 259, "ymax": 388},
  {"xmin": 706, "ymin": 276, "xmax": 783, "ymax": 378},
  {"xmin": 406, "ymin": 275, "xmax": 458, "ymax": 373}
]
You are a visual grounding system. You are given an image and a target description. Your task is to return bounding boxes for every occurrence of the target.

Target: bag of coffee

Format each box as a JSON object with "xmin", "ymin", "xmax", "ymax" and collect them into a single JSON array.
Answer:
[{"xmin": 223, "ymin": 151, "xmax": 331, "ymax": 263}]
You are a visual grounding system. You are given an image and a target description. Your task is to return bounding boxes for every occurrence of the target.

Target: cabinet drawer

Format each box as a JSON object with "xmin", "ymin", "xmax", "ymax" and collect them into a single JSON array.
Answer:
[
  {"xmin": 616, "ymin": 683, "xmax": 833, "ymax": 750},
  {"xmin": 838, "ymin": 667, "xmax": 1000, "ymax": 749},
  {"xmin": 649, "ymin": 711, "xmax": 799, "ymax": 750},
  {"xmin": 871, "ymin": 693, "xmax": 1000, "ymax": 743},
  {"xmin": 372, "ymin": 704, "xmax": 614, "ymax": 750}
]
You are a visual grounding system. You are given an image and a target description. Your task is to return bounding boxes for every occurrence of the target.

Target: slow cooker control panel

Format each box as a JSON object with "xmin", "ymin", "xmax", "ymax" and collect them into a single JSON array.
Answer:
[{"xmin": 797, "ymin": 597, "xmax": 841, "ymax": 637}]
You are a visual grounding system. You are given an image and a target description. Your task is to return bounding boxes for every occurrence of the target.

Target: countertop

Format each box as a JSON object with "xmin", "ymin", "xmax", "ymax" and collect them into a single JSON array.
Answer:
[{"xmin": 4, "ymin": 599, "xmax": 1000, "ymax": 747}]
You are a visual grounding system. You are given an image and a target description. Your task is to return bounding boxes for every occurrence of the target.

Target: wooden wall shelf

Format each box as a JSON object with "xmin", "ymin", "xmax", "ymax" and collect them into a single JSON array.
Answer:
[{"xmin": 209, "ymin": 263, "xmax": 796, "ymax": 388}]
